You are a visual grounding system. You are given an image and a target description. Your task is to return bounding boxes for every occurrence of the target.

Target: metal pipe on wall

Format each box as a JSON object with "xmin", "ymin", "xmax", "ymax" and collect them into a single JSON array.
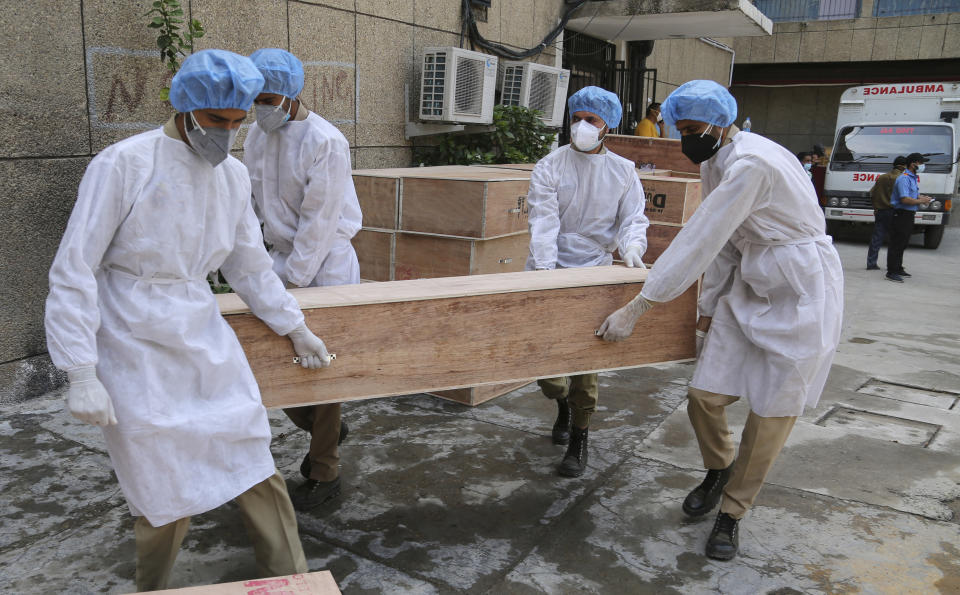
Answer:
[{"xmin": 698, "ymin": 37, "xmax": 735, "ymax": 87}]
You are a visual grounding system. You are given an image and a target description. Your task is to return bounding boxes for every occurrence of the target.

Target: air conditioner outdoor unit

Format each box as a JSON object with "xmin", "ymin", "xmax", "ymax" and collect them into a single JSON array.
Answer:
[
  {"xmin": 419, "ymin": 47, "xmax": 498, "ymax": 124},
  {"xmin": 498, "ymin": 61, "xmax": 570, "ymax": 128}
]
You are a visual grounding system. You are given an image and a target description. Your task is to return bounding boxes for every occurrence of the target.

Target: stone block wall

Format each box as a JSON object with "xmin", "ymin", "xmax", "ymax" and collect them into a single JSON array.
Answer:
[{"xmin": 0, "ymin": 0, "xmax": 566, "ymax": 402}]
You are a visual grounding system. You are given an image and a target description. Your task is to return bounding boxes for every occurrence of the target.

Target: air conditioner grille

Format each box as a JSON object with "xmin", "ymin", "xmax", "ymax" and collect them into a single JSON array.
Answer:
[
  {"xmin": 454, "ymin": 56, "xmax": 485, "ymax": 116},
  {"xmin": 421, "ymin": 53, "xmax": 447, "ymax": 116},
  {"xmin": 502, "ymin": 65, "xmax": 523, "ymax": 106},
  {"xmin": 528, "ymin": 70, "xmax": 558, "ymax": 120}
]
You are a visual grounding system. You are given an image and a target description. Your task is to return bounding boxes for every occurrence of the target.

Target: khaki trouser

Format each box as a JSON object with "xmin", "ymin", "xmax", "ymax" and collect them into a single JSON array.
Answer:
[
  {"xmin": 134, "ymin": 470, "xmax": 308, "ymax": 592},
  {"xmin": 686, "ymin": 387, "xmax": 797, "ymax": 519},
  {"xmin": 284, "ymin": 403, "xmax": 341, "ymax": 482},
  {"xmin": 538, "ymin": 373, "xmax": 599, "ymax": 429}
]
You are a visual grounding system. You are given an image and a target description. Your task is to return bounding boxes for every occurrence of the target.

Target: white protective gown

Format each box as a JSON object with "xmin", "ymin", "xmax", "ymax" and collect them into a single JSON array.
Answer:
[
  {"xmin": 244, "ymin": 111, "xmax": 362, "ymax": 288},
  {"xmin": 45, "ymin": 126, "xmax": 304, "ymax": 526},
  {"xmin": 641, "ymin": 131, "xmax": 844, "ymax": 417},
  {"xmin": 526, "ymin": 144, "xmax": 649, "ymax": 270}
]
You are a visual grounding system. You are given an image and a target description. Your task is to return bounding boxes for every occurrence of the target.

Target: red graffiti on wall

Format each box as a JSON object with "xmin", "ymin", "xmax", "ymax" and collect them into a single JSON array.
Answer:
[{"xmin": 309, "ymin": 68, "xmax": 353, "ymax": 112}]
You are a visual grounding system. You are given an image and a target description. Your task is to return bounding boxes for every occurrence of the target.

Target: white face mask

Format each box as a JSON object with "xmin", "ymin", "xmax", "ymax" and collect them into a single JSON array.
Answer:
[
  {"xmin": 655, "ymin": 111, "xmax": 663, "ymax": 123},
  {"xmin": 255, "ymin": 98, "xmax": 292, "ymax": 133},
  {"xmin": 917, "ymin": 163, "xmax": 926, "ymax": 173},
  {"xmin": 571, "ymin": 120, "xmax": 603, "ymax": 152}
]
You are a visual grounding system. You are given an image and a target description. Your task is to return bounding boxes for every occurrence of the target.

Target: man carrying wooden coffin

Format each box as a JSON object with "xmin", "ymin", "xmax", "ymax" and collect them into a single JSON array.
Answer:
[
  {"xmin": 599, "ymin": 80, "xmax": 843, "ymax": 561},
  {"xmin": 244, "ymin": 48, "xmax": 362, "ymax": 512},
  {"xmin": 526, "ymin": 85, "xmax": 650, "ymax": 478},
  {"xmin": 44, "ymin": 49, "xmax": 332, "ymax": 591}
]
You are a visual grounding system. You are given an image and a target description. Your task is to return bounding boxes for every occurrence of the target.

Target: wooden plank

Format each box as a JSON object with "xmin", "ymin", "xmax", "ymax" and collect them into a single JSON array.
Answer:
[
  {"xmin": 218, "ymin": 266, "xmax": 697, "ymax": 408},
  {"xmin": 353, "ymin": 175, "xmax": 399, "ymax": 230},
  {"xmin": 470, "ymin": 163, "xmax": 537, "ymax": 171},
  {"xmin": 393, "ymin": 232, "xmax": 528, "ymax": 280},
  {"xmin": 352, "ymin": 228, "xmax": 394, "ymax": 281},
  {"xmin": 604, "ymin": 134, "xmax": 699, "ymax": 174},
  {"xmin": 429, "ymin": 380, "xmax": 533, "ymax": 406},
  {"xmin": 637, "ymin": 175, "xmax": 702, "ymax": 225},
  {"xmin": 152, "ymin": 570, "xmax": 340, "ymax": 594},
  {"xmin": 399, "ymin": 177, "xmax": 530, "ymax": 238}
]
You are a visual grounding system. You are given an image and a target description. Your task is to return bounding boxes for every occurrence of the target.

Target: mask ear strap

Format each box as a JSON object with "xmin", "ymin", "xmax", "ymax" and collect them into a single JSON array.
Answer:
[{"xmin": 189, "ymin": 111, "xmax": 207, "ymax": 136}]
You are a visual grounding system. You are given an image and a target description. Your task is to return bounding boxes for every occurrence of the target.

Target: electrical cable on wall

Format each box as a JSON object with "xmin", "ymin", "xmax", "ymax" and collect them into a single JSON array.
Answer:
[{"xmin": 461, "ymin": 0, "xmax": 588, "ymax": 59}]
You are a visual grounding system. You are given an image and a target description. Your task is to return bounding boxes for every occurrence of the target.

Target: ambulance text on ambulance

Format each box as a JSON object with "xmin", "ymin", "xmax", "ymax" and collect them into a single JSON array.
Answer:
[{"xmin": 862, "ymin": 84, "xmax": 946, "ymax": 95}]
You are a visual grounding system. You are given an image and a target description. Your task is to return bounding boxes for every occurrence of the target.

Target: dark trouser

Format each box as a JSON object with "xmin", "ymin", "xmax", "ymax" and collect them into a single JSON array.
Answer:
[
  {"xmin": 284, "ymin": 403, "xmax": 341, "ymax": 481},
  {"xmin": 538, "ymin": 374, "xmax": 599, "ymax": 428},
  {"xmin": 867, "ymin": 208, "xmax": 893, "ymax": 268},
  {"xmin": 886, "ymin": 209, "xmax": 915, "ymax": 275}
]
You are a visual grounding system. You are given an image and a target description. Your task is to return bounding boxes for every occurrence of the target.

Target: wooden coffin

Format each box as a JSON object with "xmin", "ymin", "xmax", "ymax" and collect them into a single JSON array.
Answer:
[
  {"xmin": 353, "ymin": 173, "xmax": 400, "ymax": 230},
  {"xmin": 393, "ymin": 231, "xmax": 529, "ymax": 280},
  {"xmin": 470, "ymin": 163, "xmax": 537, "ymax": 171},
  {"xmin": 613, "ymin": 223, "xmax": 682, "ymax": 266},
  {"xmin": 398, "ymin": 168, "xmax": 531, "ymax": 238},
  {"xmin": 637, "ymin": 175, "xmax": 702, "ymax": 225},
  {"xmin": 604, "ymin": 134, "xmax": 699, "ymax": 174},
  {"xmin": 429, "ymin": 379, "xmax": 533, "ymax": 406},
  {"xmin": 352, "ymin": 228, "xmax": 395, "ymax": 282},
  {"xmin": 218, "ymin": 266, "xmax": 698, "ymax": 408},
  {"xmin": 153, "ymin": 570, "xmax": 340, "ymax": 594}
]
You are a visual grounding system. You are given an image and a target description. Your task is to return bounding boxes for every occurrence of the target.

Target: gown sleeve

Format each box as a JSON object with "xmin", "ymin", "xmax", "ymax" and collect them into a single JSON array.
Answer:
[
  {"xmin": 44, "ymin": 151, "xmax": 130, "ymax": 371},
  {"xmin": 220, "ymin": 200, "xmax": 305, "ymax": 336},
  {"xmin": 283, "ymin": 135, "xmax": 351, "ymax": 287},
  {"xmin": 526, "ymin": 158, "xmax": 561, "ymax": 270},
  {"xmin": 615, "ymin": 171, "xmax": 649, "ymax": 255}
]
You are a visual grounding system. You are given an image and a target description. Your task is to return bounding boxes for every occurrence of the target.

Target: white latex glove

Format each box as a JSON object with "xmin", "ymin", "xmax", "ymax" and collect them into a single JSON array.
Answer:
[
  {"xmin": 66, "ymin": 366, "xmax": 117, "ymax": 426},
  {"xmin": 622, "ymin": 244, "xmax": 647, "ymax": 269},
  {"xmin": 597, "ymin": 294, "xmax": 654, "ymax": 342},
  {"xmin": 287, "ymin": 324, "xmax": 333, "ymax": 369},
  {"xmin": 696, "ymin": 329, "xmax": 706, "ymax": 357}
]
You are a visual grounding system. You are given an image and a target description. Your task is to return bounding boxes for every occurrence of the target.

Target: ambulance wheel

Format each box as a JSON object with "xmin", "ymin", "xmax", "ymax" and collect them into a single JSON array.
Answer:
[{"xmin": 923, "ymin": 225, "xmax": 944, "ymax": 249}]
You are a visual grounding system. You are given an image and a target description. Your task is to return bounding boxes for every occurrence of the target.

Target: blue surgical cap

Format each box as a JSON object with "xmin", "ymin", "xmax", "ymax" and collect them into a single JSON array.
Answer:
[
  {"xmin": 249, "ymin": 48, "xmax": 305, "ymax": 99},
  {"xmin": 660, "ymin": 80, "xmax": 737, "ymax": 128},
  {"xmin": 169, "ymin": 49, "xmax": 265, "ymax": 113},
  {"xmin": 567, "ymin": 86, "xmax": 622, "ymax": 129}
]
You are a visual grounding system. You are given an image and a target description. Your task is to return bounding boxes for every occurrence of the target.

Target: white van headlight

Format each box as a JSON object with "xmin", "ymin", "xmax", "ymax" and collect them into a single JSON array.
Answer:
[{"xmin": 839, "ymin": 197, "xmax": 849, "ymax": 207}]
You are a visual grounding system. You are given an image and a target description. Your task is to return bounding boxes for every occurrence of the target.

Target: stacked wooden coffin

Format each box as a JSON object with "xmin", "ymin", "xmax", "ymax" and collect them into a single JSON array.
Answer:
[{"xmin": 351, "ymin": 165, "xmax": 536, "ymax": 404}]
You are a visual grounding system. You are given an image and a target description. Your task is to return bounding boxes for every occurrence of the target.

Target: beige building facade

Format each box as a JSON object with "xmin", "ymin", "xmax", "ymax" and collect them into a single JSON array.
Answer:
[{"xmin": 1, "ymin": 0, "xmax": 762, "ymax": 400}]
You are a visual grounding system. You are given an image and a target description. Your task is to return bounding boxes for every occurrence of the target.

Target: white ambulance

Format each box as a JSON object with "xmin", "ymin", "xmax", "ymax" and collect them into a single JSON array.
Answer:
[{"xmin": 823, "ymin": 81, "xmax": 959, "ymax": 249}]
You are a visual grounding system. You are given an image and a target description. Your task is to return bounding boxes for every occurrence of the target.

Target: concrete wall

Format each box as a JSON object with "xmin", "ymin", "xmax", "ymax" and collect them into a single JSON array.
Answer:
[
  {"xmin": 730, "ymin": 85, "xmax": 845, "ymax": 154},
  {"xmin": 727, "ymin": 10, "xmax": 960, "ymax": 155},
  {"xmin": 0, "ymin": 0, "xmax": 567, "ymax": 402},
  {"xmin": 732, "ymin": 12, "xmax": 960, "ymax": 64},
  {"xmin": 642, "ymin": 37, "xmax": 736, "ymax": 109}
]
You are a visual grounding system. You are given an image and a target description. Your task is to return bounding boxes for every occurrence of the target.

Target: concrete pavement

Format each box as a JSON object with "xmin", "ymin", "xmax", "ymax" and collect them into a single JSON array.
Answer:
[{"xmin": 1, "ymin": 227, "xmax": 959, "ymax": 594}]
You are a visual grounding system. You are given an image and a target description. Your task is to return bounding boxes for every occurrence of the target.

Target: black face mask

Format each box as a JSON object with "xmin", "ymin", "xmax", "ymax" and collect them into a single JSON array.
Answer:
[{"xmin": 681, "ymin": 131, "xmax": 722, "ymax": 164}]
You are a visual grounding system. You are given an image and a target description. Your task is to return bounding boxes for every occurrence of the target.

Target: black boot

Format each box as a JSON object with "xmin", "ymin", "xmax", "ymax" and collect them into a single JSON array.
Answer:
[
  {"xmin": 682, "ymin": 462, "xmax": 733, "ymax": 516},
  {"xmin": 300, "ymin": 421, "xmax": 350, "ymax": 479},
  {"xmin": 290, "ymin": 477, "xmax": 341, "ymax": 512},
  {"xmin": 705, "ymin": 512, "xmax": 739, "ymax": 560},
  {"xmin": 557, "ymin": 426, "xmax": 588, "ymax": 477},
  {"xmin": 552, "ymin": 398, "xmax": 572, "ymax": 445}
]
